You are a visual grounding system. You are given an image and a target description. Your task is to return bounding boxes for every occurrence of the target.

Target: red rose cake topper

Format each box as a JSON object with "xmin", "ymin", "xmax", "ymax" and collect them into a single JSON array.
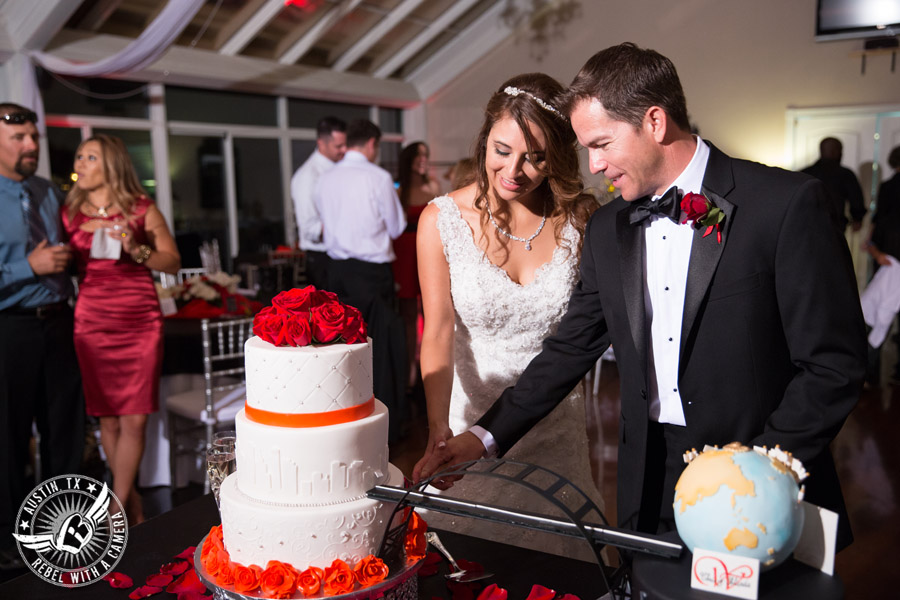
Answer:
[
  {"xmin": 681, "ymin": 192, "xmax": 724, "ymax": 243},
  {"xmin": 253, "ymin": 286, "xmax": 367, "ymax": 347}
]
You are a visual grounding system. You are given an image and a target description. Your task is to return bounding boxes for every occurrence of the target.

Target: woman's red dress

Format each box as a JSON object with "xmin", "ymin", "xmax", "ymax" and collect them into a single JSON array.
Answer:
[{"xmin": 62, "ymin": 196, "xmax": 163, "ymax": 417}]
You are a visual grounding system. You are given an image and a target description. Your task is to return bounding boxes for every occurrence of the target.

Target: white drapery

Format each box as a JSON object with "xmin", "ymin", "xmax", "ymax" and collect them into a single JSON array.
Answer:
[
  {"xmin": 18, "ymin": 0, "xmax": 205, "ymax": 178},
  {"xmin": 29, "ymin": 0, "xmax": 206, "ymax": 76}
]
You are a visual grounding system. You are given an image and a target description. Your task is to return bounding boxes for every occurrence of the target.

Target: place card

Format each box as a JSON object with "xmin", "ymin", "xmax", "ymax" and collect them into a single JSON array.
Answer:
[
  {"xmin": 792, "ymin": 501, "xmax": 837, "ymax": 575},
  {"xmin": 90, "ymin": 228, "xmax": 122, "ymax": 259},
  {"xmin": 689, "ymin": 547, "xmax": 759, "ymax": 599}
]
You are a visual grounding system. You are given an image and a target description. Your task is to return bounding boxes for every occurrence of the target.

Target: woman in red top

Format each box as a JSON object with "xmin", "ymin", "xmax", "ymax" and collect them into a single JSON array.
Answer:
[
  {"xmin": 62, "ymin": 134, "xmax": 180, "ymax": 524},
  {"xmin": 393, "ymin": 141, "xmax": 441, "ymax": 390}
]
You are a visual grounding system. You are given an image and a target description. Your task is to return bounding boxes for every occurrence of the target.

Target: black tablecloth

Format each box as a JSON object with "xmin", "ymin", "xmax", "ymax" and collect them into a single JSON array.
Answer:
[
  {"xmin": 0, "ymin": 494, "xmax": 607, "ymax": 600},
  {"xmin": 632, "ymin": 531, "xmax": 843, "ymax": 599}
]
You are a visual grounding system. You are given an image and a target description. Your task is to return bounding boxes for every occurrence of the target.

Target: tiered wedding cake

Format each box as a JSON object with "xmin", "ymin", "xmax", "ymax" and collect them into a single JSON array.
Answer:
[{"xmin": 217, "ymin": 288, "xmax": 405, "ymax": 573}]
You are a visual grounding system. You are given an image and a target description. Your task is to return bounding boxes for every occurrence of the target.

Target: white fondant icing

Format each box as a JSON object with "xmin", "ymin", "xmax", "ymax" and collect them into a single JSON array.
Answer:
[
  {"xmin": 220, "ymin": 464, "xmax": 404, "ymax": 570},
  {"xmin": 244, "ymin": 337, "xmax": 373, "ymax": 414},
  {"xmin": 234, "ymin": 402, "xmax": 390, "ymax": 504}
]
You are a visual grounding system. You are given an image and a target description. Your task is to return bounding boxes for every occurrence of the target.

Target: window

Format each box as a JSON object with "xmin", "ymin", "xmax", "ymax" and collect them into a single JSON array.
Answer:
[
  {"xmin": 288, "ymin": 98, "xmax": 369, "ymax": 129},
  {"xmin": 166, "ymin": 87, "xmax": 277, "ymax": 126}
]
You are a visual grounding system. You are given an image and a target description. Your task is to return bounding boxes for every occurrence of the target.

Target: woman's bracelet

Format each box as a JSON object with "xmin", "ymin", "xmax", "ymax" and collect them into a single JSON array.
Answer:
[{"xmin": 132, "ymin": 244, "xmax": 152, "ymax": 264}]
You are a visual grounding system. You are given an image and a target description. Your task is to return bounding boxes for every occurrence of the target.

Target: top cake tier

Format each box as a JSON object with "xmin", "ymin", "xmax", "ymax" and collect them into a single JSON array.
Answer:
[{"xmin": 244, "ymin": 337, "xmax": 373, "ymax": 414}]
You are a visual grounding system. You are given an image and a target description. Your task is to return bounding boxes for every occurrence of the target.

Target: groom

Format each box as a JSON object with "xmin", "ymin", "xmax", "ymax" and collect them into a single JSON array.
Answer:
[{"xmin": 414, "ymin": 43, "xmax": 866, "ymax": 550}]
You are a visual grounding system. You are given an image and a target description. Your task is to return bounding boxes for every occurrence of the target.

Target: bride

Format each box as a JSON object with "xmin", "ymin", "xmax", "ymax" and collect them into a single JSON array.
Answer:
[{"xmin": 412, "ymin": 73, "xmax": 601, "ymax": 557}]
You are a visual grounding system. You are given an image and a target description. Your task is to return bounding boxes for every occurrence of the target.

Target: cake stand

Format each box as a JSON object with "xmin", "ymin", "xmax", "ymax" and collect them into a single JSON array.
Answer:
[{"xmin": 193, "ymin": 536, "xmax": 422, "ymax": 600}]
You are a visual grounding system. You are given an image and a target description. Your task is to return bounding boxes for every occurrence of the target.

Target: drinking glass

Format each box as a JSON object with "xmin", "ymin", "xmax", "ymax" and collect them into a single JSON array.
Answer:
[
  {"xmin": 213, "ymin": 430, "xmax": 236, "ymax": 451},
  {"xmin": 206, "ymin": 447, "xmax": 236, "ymax": 509}
]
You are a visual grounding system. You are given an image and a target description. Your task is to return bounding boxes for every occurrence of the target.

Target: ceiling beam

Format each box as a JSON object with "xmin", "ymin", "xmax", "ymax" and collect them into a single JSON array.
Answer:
[
  {"xmin": 278, "ymin": 0, "xmax": 363, "ymax": 65},
  {"xmin": 218, "ymin": 0, "xmax": 283, "ymax": 56},
  {"xmin": 42, "ymin": 29, "xmax": 421, "ymax": 107},
  {"xmin": 77, "ymin": 0, "xmax": 125, "ymax": 32},
  {"xmin": 372, "ymin": 0, "xmax": 479, "ymax": 79},
  {"xmin": 331, "ymin": 0, "xmax": 425, "ymax": 72},
  {"xmin": 0, "ymin": 0, "xmax": 82, "ymax": 51},
  {"xmin": 406, "ymin": 0, "xmax": 512, "ymax": 99}
]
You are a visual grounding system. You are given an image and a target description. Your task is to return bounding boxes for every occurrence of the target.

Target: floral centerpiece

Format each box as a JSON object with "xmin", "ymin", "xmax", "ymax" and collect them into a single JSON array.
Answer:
[
  {"xmin": 253, "ymin": 286, "xmax": 367, "ymax": 347},
  {"xmin": 156, "ymin": 272, "xmax": 262, "ymax": 319}
]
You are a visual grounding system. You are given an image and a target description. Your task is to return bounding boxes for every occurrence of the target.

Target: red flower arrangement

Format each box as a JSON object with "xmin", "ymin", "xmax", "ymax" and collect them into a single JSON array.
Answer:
[
  {"xmin": 196, "ymin": 524, "xmax": 392, "ymax": 597},
  {"xmin": 253, "ymin": 286, "xmax": 367, "ymax": 347},
  {"xmin": 681, "ymin": 192, "xmax": 724, "ymax": 243}
]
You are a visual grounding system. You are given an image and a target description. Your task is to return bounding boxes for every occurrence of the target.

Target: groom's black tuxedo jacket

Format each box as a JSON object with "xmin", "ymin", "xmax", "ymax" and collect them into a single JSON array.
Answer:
[{"xmin": 477, "ymin": 142, "xmax": 866, "ymax": 549}]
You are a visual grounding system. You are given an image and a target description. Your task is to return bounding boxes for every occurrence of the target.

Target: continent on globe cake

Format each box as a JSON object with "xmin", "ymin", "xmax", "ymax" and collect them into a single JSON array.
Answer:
[{"xmin": 673, "ymin": 442, "xmax": 808, "ymax": 571}]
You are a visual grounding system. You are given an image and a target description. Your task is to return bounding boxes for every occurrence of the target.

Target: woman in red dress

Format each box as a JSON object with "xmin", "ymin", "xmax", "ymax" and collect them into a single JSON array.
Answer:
[
  {"xmin": 393, "ymin": 142, "xmax": 441, "ymax": 391},
  {"xmin": 62, "ymin": 134, "xmax": 180, "ymax": 524}
]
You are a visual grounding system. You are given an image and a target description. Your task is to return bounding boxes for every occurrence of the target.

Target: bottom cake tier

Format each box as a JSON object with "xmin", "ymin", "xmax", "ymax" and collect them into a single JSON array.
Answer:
[{"xmin": 219, "ymin": 463, "xmax": 404, "ymax": 571}]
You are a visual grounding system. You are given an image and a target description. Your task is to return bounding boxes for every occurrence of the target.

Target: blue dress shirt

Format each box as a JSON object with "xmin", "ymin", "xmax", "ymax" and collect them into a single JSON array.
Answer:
[{"xmin": 0, "ymin": 174, "xmax": 72, "ymax": 309}]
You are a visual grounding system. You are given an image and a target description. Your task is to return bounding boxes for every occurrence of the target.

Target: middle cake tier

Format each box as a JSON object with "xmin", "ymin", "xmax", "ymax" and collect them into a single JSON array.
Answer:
[{"xmin": 235, "ymin": 400, "xmax": 390, "ymax": 504}]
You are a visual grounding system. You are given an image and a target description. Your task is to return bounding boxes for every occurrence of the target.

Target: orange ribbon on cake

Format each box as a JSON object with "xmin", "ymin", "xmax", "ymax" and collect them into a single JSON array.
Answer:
[{"xmin": 244, "ymin": 397, "xmax": 375, "ymax": 427}]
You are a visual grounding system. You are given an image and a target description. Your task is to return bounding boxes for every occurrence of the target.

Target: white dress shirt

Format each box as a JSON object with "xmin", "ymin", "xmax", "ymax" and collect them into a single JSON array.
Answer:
[
  {"xmin": 291, "ymin": 149, "xmax": 335, "ymax": 252},
  {"xmin": 644, "ymin": 136, "xmax": 710, "ymax": 426},
  {"xmin": 314, "ymin": 150, "xmax": 406, "ymax": 264},
  {"xmin": 472, "ymin": 137, "xmax": 711, "ymax": 455}
]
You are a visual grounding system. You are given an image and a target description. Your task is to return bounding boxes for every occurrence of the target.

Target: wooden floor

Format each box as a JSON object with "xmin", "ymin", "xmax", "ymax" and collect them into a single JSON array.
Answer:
[{"xmin": 390, "ymin": 361, "xmax": 895, "ymax": 598}]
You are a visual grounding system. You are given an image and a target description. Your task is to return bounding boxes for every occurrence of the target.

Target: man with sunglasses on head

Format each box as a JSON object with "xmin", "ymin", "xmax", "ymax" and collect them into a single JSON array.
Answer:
[{"xmin": 0, "ymin": 103, "xmax": 84, "ymax": 570}]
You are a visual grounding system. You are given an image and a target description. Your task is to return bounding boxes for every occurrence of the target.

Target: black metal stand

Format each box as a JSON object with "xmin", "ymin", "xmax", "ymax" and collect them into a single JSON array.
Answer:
[{"xmin": 370, "ymin": 458, "xmax": 683, "ymax": 600}]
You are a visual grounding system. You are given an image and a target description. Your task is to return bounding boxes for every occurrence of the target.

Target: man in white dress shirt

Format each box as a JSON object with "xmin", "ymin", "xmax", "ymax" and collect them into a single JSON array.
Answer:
[
  {"xmin": 290, "ymin": 116, "xmax": 346, "ymax": 289},
  {"xmin": 315, "ymin": 119, "xmax": 408, "ymax": 440},
  {"xmin": 416, "ymin": 43, "xmax": 864, "ymax": 550}
]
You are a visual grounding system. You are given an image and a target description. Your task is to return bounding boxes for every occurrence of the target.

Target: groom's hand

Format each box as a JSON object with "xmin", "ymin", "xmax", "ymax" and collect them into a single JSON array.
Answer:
[{"xmin": 413, "ymin": 432, "xmax": 486, "ymax": 490}]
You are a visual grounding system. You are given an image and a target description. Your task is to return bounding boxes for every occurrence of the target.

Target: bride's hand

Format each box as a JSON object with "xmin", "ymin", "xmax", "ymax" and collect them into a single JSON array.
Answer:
[{"xmin": 412, "ymin": 425, "xmax": 453, "ymax": 484}]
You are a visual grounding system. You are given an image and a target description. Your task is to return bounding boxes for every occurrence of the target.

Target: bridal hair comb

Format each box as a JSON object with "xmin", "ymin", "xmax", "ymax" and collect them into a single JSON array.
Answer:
[{"xmin": 503, "ymin": 86, "xmax": 564, "ymax": 119}]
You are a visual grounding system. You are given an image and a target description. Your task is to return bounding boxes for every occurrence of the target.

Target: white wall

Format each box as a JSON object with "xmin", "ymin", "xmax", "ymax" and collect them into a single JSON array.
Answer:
[{"xmin": 423, "ymin": 0, "xmax": 899, "ymax": 173}]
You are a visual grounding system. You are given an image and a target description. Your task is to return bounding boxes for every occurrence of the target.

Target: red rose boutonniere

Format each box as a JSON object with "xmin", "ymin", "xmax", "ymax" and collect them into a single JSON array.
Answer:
[{"xmin": 680, "ymin": 192, "xmax": 724, "ymax": 243}]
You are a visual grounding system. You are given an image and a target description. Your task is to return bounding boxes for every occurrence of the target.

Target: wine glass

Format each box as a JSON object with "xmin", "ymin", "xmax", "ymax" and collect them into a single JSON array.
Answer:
[
  {"xmin": 213, "ymin": 430, "xmax": 236, "ymax": 453},
  {"xmin": 206, "ymin": 447, "xmax": 235, "ymax": 509}
]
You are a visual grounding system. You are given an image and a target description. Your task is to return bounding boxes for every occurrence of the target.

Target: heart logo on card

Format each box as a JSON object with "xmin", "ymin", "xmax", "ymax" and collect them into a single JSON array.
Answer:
[{"xmin": 694, "ymin": 556, "xmax": 755, "ymax": 589}]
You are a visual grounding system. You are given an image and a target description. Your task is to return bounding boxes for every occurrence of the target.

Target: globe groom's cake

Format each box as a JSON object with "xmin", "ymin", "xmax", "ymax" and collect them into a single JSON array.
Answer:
[
  {"xmin": 673, "ymin": 442, "xmax": 807, "ymax": 571},
  {"xmin": 213, "ymin": 287, "xmax": 408, "ymax": 592}
]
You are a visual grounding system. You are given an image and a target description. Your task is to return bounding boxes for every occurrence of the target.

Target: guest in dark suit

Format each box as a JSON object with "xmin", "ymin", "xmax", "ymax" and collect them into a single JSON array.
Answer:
[
  {"xmin": 869, "ymin": 145, "xmax": 900, "ymax": 264},
  {"xmin": 801, "ymin": 137, "xmax": 866, "ymax": 233},
  {"xmin": 415, "ymin": 43, "xmax": 866, "ymax": 551}
]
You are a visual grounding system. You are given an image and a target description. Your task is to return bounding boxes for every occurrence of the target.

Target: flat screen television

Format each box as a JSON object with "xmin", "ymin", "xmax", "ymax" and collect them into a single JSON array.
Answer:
[{"xmin": 816, "ymin": 0, "xmax": 900, "ymax": 42}]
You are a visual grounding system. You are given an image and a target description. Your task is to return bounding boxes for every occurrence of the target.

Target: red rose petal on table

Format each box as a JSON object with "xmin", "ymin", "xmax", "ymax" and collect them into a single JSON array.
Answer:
[
  {"xmin": 167, "ymin": 569, "xmax": 207, "ymax": 594},
  {"xmin": 476, "ymin": 583, "xmax": 508, "ymax": 600},
  {"xmin": 176, "ymin": 591, "xmax": 212, "ymax": 600},
  {"xmin": 146, "ymin": 573, "xmax": 174, "ymax": 587},
  {"xmin": 103, "ymin": 571, "xmax": 133, "ymax": 588},
  {"xmin": 419, "ymin": 552, "xmax": 442, "ymax": 576},
  {"xmin": 174, "ymin": 547, "xmax": 196, "ymax": 561},
  {"xmin": 559, "ymin": 594, "xmax": 581, "ymax": 600},
  {"xmin": 525, "ymin": 584, "xmax": 556, "ymax": 600},
  {"xmin": 160, "ymin": 560, "xmax": 190, "ymax": 576},
  {"xmin": 128, "ymin": 584, "xmax": 163, "ymax": 599}
]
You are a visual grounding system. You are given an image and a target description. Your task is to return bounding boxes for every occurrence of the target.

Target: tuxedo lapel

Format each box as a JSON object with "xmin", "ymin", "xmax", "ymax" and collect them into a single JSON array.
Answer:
[
  {"xmin": 617, "ymin": 205, "xmax": 647, "ymax": 367},
  {"xmin": 680, "ymin": 144, "xmax": 736, "ymax": 363}
]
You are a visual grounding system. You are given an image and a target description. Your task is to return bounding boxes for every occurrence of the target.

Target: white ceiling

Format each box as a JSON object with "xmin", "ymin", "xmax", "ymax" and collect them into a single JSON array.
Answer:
[{"xmin": 0, "ymin": 0, "xmax": 540, "ymax": 106}]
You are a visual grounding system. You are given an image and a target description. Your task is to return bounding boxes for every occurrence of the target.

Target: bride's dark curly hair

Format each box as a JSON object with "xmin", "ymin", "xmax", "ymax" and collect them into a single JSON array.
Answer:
[{"xmin": 472, "ymin": 73, "xmax": 596, "ymax": 258}]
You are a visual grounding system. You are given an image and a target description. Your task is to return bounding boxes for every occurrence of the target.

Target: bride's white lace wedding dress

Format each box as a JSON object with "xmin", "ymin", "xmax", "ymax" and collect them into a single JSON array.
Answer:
[{"xmin": 425, "ymin": 195, "xmax": 604, "ymax": 559}]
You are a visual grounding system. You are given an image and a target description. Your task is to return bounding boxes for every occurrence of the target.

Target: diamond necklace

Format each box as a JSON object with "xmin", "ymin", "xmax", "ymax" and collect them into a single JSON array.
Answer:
[
  {"xmin": 86, "ymin": 202, "xmax": 113, "ymax": 218},
  {"xmin": 486, "ymin": 201, "xmax": 547, "ymax": 251}
]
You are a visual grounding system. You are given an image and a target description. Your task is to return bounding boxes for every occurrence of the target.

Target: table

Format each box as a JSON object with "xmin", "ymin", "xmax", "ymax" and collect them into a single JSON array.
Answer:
[
  {"xmin": 632, "ymin": 531, "xmax": 843, "ymax": 599},
  {"xmin": 0, "ymin": 494, "xmax": 608, "ymax": 600}
]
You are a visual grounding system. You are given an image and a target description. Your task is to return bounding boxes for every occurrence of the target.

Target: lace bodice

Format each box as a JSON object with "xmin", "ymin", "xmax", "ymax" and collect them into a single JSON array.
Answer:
[
  {"xmin": 426, "ymin": 195, "xmax": 602, "ymax": 559},
  {"xmin": 431, "ymin": 195, "xmax": 581, "ymax": 431}
]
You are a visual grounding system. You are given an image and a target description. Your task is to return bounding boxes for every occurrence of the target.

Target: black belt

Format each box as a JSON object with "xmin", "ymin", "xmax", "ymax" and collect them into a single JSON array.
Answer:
[{"xmin": 1, "ymin": 301, "xmax": 69, "ymax": 318}]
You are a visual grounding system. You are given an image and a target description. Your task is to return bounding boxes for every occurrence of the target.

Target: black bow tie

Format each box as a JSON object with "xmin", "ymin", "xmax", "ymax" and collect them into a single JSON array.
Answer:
[{"xmin": 628, "ymin": 186, "xmax": 682, "ymax": 226}]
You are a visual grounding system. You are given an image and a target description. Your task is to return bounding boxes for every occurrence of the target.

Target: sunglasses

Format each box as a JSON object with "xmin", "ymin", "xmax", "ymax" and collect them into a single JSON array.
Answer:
[{"xmin": 1, "ymin": 111, "xmax": 38, "ymax": 125}]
